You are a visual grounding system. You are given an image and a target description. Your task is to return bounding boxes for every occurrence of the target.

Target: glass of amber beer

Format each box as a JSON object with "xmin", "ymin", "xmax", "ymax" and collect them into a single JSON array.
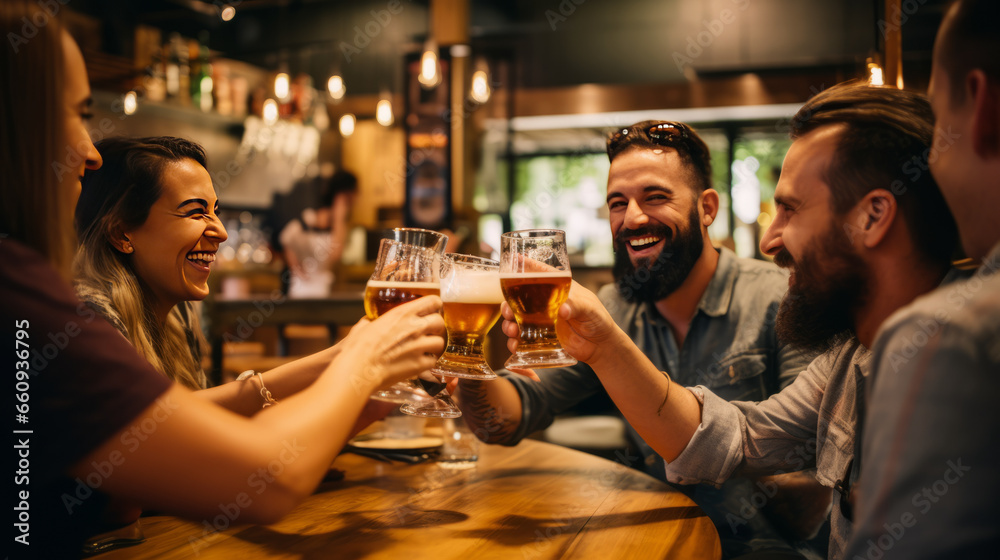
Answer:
[
  {"xmin": 499, "ymin": 229, "xmax": 577, "ymax": 369},
  {"xmin": 430, "ymin": 254, "xmax": 504, "ymax": 380},
  {"xmin": 366, "ymin": 232, "xmax": 462, "ymax": 418}
]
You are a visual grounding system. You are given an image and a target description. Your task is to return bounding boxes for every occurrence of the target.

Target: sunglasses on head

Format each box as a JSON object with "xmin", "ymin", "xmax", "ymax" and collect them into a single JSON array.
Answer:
[{"xmin": 608, "ymin": 121, "xmax": 702, "ymax": 158}]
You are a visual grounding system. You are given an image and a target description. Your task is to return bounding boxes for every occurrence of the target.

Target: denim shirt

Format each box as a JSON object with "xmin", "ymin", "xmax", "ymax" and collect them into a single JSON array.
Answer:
[{"xmin": 506, "ymin": 248, "xmax": 815, "ymax": 556}]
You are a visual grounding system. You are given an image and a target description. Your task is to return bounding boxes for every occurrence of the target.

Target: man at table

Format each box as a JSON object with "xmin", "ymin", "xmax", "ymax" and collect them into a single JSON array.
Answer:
[
  {"xmin": 845, "ymin": 1, "xmax": 1000, "ymax": 557},
  {"xmin": 496, "ymin": 82, "xmax": 962, "ymax": 560},
  {"xmin": 459, "ymin": 119, "xmax": 820, "ymax": 557}
]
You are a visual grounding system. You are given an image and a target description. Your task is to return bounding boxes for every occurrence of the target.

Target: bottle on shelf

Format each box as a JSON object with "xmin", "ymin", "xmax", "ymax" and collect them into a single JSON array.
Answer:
[
  {"xmin": 164, "ymin": 32, "xmax": 181, "ymax": 99},
  {"xmin": 191, "ymin": 31, "xmax": 213, "ymax": 113}
]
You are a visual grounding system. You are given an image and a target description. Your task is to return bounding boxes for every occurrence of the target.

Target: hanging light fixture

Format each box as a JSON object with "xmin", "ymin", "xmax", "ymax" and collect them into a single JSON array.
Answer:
[
  {"xmin": 418, "ymin": 40, "xmax": 442, "ymax": 89},
  {"xmin": 866, "ymin": 57, "xmax": 884, "ymax": 86},
  {"xmin": 220, "ymin": 4, "xmax": 236, "ymax": 22},
  {"xmin": 274, "ymin": 71, "xmax": 290, "ymax": 100},
  {"xmin": 470, "ymin": 58, "xmax": 491, "ymax": 104},
  {"xmin": 122, "ymin": 90, "xmax": 138, "ymax": 116},
  {"xmin": 262, "ymin": 99, "xmax": 279, "ymax": 125},
  {"xmin": 376, "ymin": 98, "xmax": 394, "ymax": 127},
  {"xmin": 339, "ymin": 113, "xmax": 356, "ymax": 137},
  {"xmin": 327, "ymin": 74, "xmax": 346, "ymax": 100}
]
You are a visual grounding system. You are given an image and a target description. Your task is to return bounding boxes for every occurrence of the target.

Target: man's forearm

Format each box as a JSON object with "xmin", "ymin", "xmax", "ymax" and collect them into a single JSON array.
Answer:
[
  {"xmin": 588, "ymin": 329, "xmax": 702, "ymax": 462},
  {"xmin": 455, "ymin": 377, "xmax": 524, "ymax": 444}
]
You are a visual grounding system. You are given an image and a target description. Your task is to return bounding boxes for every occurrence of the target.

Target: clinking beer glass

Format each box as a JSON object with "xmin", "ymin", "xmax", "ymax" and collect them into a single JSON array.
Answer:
[
  {"xmin": 431, "ymin": 254, "xmax": 504, "ymax": 380},
  {"xmin": 365, "ymin": 232, "xmax": 461, "ymax": 418},
  {"xmin": 499, "ymin": 229, "xmax": 577, "ymax": 369}
]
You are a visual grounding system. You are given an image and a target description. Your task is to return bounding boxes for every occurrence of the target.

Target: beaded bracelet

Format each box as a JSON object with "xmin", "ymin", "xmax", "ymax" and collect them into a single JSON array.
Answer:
[{"xmin": 236, "ymin": 370, "xmax": 279, "ymax": 408}]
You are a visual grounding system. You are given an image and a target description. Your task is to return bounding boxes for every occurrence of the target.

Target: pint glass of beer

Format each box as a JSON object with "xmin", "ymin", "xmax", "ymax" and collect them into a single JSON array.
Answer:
[
  {"xmin": 499, "ymin": 229, "xmax": 577, "ymax": 369},
  {"xmin": 365, "ymin": 238, "xmax": 461, "ymax": 418},
  {"xmin": 431, "ymin": 254, "xmax": 504, "ymax": 380}
]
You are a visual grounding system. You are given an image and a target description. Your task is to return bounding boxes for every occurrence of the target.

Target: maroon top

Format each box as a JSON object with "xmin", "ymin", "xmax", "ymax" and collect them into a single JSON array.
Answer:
[{"xmin": 2, "ymin": 240, "xmax": 172, "ymax": 559}]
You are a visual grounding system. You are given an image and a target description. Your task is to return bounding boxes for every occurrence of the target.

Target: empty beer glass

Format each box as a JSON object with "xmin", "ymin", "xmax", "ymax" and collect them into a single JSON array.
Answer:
[
  {"xmin": 499, "ymin": 229, "xmax": 577, "ymax": 369},
  {"xmin": 430, "ymin": 254, "xmax": 503, "ymax": 380}
]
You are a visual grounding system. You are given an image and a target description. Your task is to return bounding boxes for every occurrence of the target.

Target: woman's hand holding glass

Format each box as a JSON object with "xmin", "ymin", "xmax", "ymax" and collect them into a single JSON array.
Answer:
[
  {"xmin": 340, "ymin": 296, "xmax": 447, "ymax": 393},
  {"xmin": 366, "ymin": 229, "xmax": 463, "ymax": 418}
]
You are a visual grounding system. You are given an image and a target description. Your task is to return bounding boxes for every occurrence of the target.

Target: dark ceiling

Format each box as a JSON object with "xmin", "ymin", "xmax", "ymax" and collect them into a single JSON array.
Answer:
[{"xmin": 73, "ymin": 0, "xmax": 949, "ymax": 96}]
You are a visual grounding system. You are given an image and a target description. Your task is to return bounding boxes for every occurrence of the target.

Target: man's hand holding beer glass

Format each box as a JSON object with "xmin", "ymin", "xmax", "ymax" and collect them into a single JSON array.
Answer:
[
  {"xmin": 499, "ymin": 260, "xmax": 702, "ymax": 463},
  {"xmin": 499, "ymin": 230, "xmax": 577, "ymax": 370},
  {"xmin": 500, "ymin": 279, "xmax": 621, "ymax": 366}
]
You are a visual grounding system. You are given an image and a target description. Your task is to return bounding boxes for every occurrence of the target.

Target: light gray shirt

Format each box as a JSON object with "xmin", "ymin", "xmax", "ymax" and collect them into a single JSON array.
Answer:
[
  {"xmin": 664, "ymin": 338, "xmax": 870, "ymax": 560},
  {"xmin": 846, "ymin": 243, "xmax": 1000, "ymax": 559}
]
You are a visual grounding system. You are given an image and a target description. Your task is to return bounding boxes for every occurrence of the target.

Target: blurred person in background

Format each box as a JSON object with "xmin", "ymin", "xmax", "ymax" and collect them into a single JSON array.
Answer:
[
  {"xmin": 275, "ymin": 169, "xmax": 358, "ymax": 298},
  {"xmin": 0, "ymin": 4, "xmax": 445, "ymax": 556}
]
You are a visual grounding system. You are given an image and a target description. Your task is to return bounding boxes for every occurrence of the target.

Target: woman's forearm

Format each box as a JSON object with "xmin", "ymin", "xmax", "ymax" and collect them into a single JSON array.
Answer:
[{"xmin": 195, "ymin": 344, "xmax": 342, "ymax": 416}]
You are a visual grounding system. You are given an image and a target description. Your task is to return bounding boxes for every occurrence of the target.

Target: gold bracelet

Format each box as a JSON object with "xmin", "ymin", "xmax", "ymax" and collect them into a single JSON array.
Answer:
[
  {"xmin": 656, "ymin": 370, "xmax": 672, "ymax": 416},
  {"xmin": 237, "ymin": 370, "xmax": 279, "ymax": 408}
]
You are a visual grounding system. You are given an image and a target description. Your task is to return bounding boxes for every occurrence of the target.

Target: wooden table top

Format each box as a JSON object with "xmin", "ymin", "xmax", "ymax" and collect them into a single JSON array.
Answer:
[{"xmin": 96, "ymin": 439, "xmax": 720, "ymax": 560}]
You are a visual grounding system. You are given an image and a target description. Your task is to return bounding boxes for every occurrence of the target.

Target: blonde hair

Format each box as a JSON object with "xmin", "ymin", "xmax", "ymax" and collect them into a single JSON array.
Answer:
[
  {"xmin": 74, "ymin": 245, "xmax": 208, "ymax": 390},
  {"xmin": 74, "ymin": 137, "xmax": 213, "ymax": 390},
  {"xmin": 0, "ymin": 1, "xmax": 76, "ymax": 280}
]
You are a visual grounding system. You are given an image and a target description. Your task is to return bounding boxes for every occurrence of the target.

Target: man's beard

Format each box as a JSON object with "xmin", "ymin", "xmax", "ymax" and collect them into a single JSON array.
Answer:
[
  {"xmin": 774, "ymin": 223, "xmax": 869, "ymax": 353},
  {"xmin": 612, "ymin": 208, "xmax": 704, "ymax": 304}
]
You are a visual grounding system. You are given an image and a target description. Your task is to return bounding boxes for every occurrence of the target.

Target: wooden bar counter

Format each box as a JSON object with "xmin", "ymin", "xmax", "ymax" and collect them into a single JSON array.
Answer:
[{"xmin": 96, "ymin": 439, "xmax": 720, "ymax": 559}]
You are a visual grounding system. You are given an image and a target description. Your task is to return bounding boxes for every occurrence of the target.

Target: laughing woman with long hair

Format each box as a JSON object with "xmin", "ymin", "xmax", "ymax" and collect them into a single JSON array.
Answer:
[{"xmin": 0, "ymin": 3, "xmax": 445, "ymax": 557}]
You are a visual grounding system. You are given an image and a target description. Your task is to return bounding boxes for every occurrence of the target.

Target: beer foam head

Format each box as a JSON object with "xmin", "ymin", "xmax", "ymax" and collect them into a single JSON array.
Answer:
[{"xmin": 441, "ymin": 271, "xmax": 503, "ymax": 302}]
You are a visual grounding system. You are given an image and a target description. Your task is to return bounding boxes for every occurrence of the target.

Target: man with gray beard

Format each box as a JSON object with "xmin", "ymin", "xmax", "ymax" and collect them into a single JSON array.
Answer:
[{"xmin": 458, "ymin": 120, "xmax": 821, "ymax": 558}]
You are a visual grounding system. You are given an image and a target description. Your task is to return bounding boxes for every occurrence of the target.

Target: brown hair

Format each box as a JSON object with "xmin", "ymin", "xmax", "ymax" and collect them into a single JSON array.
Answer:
[
  {"xmin": 937, "ymin": 0, "xmax": 1000, "ymax": 105},
  {"xmin": 790, "ymin": 81, "xmax": 959, "ymax": 265},
  {"xmin": 0, "ymin": 0, "xmax": 75, "ymax": 279},
  {"xmin": 606, "ymin": 120, "xmax": 713, "ymax": 193}
]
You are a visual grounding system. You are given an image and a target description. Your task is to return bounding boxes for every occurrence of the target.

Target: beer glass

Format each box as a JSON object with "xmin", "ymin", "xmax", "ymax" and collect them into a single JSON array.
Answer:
[
  {"xmin": 365, "ymin": 237, "xmax": 461, "ymax": 418},
  {"xmin": 430, "ymin": 254, "xmax": 504, "ymax": 380},
  {"xmin": 387, "ymin": 227, "xmax": 448, "ymax": 253},
  {"xmin": 499, "ymin": 229, "xmax": 577, "ymax": 369}
]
